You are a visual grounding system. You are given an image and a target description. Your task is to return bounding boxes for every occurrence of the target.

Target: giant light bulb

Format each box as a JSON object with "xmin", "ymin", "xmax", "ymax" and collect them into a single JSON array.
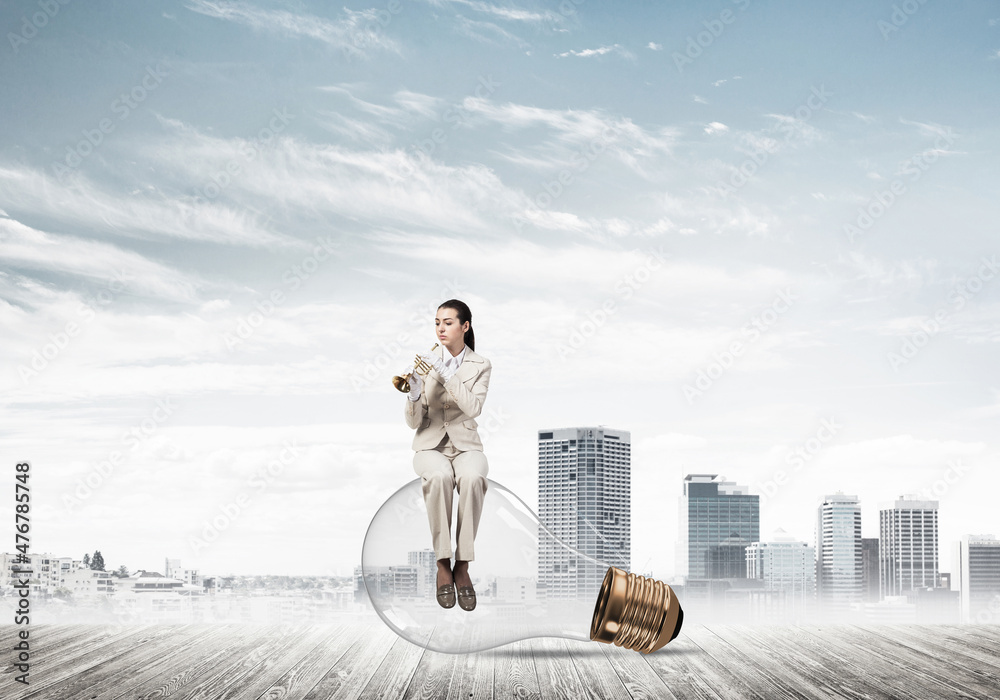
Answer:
[{"xmin": 361, "ymin": 478, "xmax": 683, "ymax": 654}]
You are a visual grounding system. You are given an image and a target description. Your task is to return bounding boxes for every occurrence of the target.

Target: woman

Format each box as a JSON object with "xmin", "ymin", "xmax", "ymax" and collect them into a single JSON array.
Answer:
[{"xmin": 403, "ymin": 299, "xmax": 491, "ymax": 611}]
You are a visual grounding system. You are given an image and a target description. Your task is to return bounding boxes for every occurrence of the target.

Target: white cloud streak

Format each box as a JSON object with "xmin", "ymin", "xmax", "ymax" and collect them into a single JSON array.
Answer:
[{"xmin": 185, "ymin": 0, "xmax": 400, "ymax": 54}]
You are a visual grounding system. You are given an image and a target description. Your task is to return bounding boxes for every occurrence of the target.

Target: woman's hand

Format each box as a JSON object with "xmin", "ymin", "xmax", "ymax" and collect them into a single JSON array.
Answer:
[
  {"xmin": 419, "ymin": 351, "xmax": 456, "ymax": 382},
  {"xmin": 407, "ymin": 371, "xmax": 423, "ymax": 402}
]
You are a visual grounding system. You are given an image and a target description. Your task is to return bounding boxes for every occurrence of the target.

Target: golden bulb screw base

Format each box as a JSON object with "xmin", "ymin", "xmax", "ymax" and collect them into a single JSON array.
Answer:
[{"xmin": 590, "ymin": 567, "xmax": 684, "ymax": 654}]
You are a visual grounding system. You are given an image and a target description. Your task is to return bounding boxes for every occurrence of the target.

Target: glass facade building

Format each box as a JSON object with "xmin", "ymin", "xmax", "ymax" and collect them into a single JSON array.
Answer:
[
  {"xmin": 679, "ymin": 474, "xmax": 759, "ymax": 580},
  {"xmin": 537, "ymin": 427, "xmax": 630, "ymax": 600}
]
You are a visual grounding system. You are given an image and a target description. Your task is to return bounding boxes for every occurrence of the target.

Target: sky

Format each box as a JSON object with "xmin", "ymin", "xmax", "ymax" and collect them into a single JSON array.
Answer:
[{"xmin": 1, "ymin": 0, "xmax": 998, "ymax": 579}]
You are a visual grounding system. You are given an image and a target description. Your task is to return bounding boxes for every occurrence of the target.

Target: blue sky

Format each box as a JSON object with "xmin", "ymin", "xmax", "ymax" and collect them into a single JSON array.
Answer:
[{"xmin": 1, "ymin": 0, "xmax": 998, "ymax": 578}]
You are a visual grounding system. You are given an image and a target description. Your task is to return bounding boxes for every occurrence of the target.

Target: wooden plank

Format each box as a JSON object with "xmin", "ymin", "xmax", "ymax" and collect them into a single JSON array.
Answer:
[
  {"xmin": 872, "ymin": 625, "xmax": 1000, "ymax": 681},
  {"xmin": 6, "ymin": 622, "xmax": 1000, "ymax": 700},
  {"xmin": 155, "ymin": 624, "xmax": 321, "ymax": 700},
  {"xmin": 452, "ymin": 648, "xmax": 494, "ymax": 700},
  {"xmin": 0, "ymin": 624, "xmax": 185, "ymax": 699},
  {"xmin": 851, "ymin": 625, "xmax": 1000, "ymax": 699},
  {"xmin": 253, "ymin": 624, "xmax": 368, "ymax": 700},
  {"xmin": 0, "ymin": 624, "xmax": 131, "ymax": 696},
  {"xmin": 708, "ymin": 624, "xmax": 875, "ymax": 700},
  {"xmin": 598, "ymin": 640, "xmax": 680, "ymax": 700},
  {"xmin": 940, "ymin": 624, "xmax": 1000, "ymax": 655},
  {"xmin": 492, "ymin": 638, "xmax": 541, "ymax": 700},
  {"xmin": 796, "ymin": 625, "xmax": 977, "ymax": 700},
  {"xmin": 710, "ymin": 624, "xmax": 877, "ymax": 700},
  {"xmin": 0, "ymin": 621, "xmax": 157, "ymax": 693},
  {"xmin": 114, "ymin": 625, "xmax": 278, "ymax": 700},
  {"xmin": 397, "ymin": 641, "xmax": 455, "ymax": 700},
  {"xmin": 528, "ymin": 636, "xmax": 596, "ymax": 700},
  {"xmin": 687, "ymin": 625, "xmax": 810, "ymax": 700},
  {"xmin": 299, "ymin": 624, "xmax": 395, "ymax": 700},
  {"xmin": 0, "ymin": 622, "xmax": 96, "ymax": 650},
  {"xmin": 203, "ymin": 625, "xmax": 334, "ymax": 700},
  {"xmin": 21, "ymin": 624, "xmax": 235, "ymax": 700},
  {"xmin": 356, "ymin": 632, "xmax": 425, "ymax": 700},
  {"xmin": 563, "ymin": 638, "xmax": 631, "ymax": 700},
  {"xmin": 643, "ymin": 625, "xmax": 749, "ymax": 700}
]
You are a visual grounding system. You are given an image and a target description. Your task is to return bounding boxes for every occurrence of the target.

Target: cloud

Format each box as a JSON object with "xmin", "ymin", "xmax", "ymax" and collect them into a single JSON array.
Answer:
[
  {"xmin": 705, "ymin": 122, "xmax": 729, "ymax": 135},
  {"xmin": 763, "ymin": 112, "xmax": 823, "ymax": 145},
  {"xmin": 556, "ymin": 44, "xmax": 635, "ymax": 60},
  {"xmin": 647, "ymin": 42, "xmax": 662, "ymax": 51},
  {"xmin": 315, "ymin": 85, "xmax": 443, "ymax": 133},
  {"xmin": 0, "ymin": 212, "xmax": 202, "ymax": 303},
  {"xmin": 314, "ymin": 112, "xmax": 394, "ymax": 145},
  {"xmin": 458, "ymin": 98, "xmax": 677, "ymax": 178},
  {"xmin": 897, "ymin": 118, "xmax": 958, "ymax": 144},
  {"xmin": 424, "ymin": 0, "xmax": 559, "ymax": 23},
  {"xmin": 453, "ymin": 16, "xmax": 529, "ymax": 48},
  {"xmin": 184, "ymin": 0, "xmax": 400, "ymax": 55},
  {"xmin": 317, "ymin": 83, "xmax": 443, "ymax": 126},
  {"xmin": 0, "ymin": 164, "xmax": 294, "ymax": 249}
]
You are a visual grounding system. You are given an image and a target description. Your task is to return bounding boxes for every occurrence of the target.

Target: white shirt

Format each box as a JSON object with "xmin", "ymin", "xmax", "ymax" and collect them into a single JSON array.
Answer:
[{"xmin": 442, "ymin": 344, "xmax": 466, "ymax": 377}]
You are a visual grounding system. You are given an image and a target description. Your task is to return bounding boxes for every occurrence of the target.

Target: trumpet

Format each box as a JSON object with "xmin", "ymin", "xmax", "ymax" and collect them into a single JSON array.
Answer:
[{"xmin": 392, "ymin": 343, "xmax": 439, "ymax": 393}]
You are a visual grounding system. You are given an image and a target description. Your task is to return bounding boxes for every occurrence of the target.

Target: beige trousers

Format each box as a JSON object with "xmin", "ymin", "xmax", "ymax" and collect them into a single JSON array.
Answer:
[{"xmin": 412, "ymin": 434, "xmax": 489, "ymax": 561}]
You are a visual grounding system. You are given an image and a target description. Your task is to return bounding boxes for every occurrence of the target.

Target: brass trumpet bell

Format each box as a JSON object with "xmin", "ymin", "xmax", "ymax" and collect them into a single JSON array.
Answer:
[{"xmin": 392, "ymin": 343, "xmax": 439, "ymax": 393}]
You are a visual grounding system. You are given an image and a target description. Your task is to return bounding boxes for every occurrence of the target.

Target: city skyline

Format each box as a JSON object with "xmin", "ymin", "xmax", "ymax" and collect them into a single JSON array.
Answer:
[{"xmin": 6, "ymin": 434, "xmax": 995, "ymax": 579}]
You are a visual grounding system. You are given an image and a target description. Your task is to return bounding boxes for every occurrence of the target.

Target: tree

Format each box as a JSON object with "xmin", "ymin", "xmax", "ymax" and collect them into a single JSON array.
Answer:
[
  {"xmin": 115, "ymin": 564, "xmax": 129, "ymax": 578},
  {"xmin": 82, "ymin": 553, "xmax": 91, "ymax": 568},
  {"xmin": 91, "ymin": 550, "xmax": 105, "ymax": 571}
]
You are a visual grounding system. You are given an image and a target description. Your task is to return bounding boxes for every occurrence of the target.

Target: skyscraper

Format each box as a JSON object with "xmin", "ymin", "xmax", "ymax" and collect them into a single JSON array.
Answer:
[
  {"xmin": 879, "ymin": 496, "xmax": 938, "ymax": 598},
  {"xmin": 816, "ymin": 493, "xmax": 862, "ymax": 608},
  {"xmin": 537, "ymin": 427, "xmax": 630, "ymax": 600},
  {"xmin": 679, "ymin": 474, "xmax": 759, "ymax": 580},
  {"xmin": 955, "ymin": 534, "xmax": 1000, "ymax": 623}
]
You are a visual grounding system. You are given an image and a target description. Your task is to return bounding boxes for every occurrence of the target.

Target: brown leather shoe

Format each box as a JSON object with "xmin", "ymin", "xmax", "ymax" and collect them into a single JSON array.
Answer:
[
  {"xmin": 457, "ymin": 584, "xmax": 476, "ymax": 611},
  {"xmin": 436, "ymin": 583, "xmax": 456, "ymax": 608}
]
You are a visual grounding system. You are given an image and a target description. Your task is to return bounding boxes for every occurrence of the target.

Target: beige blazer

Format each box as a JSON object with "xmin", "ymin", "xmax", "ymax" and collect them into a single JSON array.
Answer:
[{"xmin": 404, "ymin": 345, "xmax": 491, "ymax": 452}]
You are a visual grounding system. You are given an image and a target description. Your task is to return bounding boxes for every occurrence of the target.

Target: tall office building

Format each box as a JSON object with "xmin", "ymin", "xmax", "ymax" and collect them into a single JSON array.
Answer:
[
  {"xmin": 879, "ymin": 496, "xmax": 938, "ymax": 598},
  {"xmin": 746, "ymin": 529, "xmax": 815, "ymax": 609},
  {"xmin": 679, "ymin": 474, "xmax": 759, "ymax": 580},
  {"xmin": 537, "ymin": 427, "xmax": 630, "ymax": 600},
  {"xmin": 816, "ymin": 493, "xmax": 862, "ymax": 607},
  {"xmin": 955, "ymin": 534, "xmax": 1000, "ymax": 623}
]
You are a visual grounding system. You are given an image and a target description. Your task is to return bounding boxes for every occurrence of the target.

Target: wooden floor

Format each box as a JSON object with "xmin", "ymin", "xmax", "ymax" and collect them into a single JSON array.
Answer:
[{"xmin": 1, "ymin": 622, "xmax": 998, "ymax": 699}]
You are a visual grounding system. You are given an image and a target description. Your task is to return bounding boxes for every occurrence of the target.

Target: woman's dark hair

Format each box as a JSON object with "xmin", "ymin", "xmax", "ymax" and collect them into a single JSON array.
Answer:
[{"xmin": 438, "ymin": 299, "xmax": 475, "ymax": 351}]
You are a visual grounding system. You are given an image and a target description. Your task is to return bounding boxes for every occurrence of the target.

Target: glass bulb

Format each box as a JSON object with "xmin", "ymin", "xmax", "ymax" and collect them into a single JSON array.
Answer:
[{"xmin": 360, "ymin": 478, "xmax": 684, "ymax": 654}]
